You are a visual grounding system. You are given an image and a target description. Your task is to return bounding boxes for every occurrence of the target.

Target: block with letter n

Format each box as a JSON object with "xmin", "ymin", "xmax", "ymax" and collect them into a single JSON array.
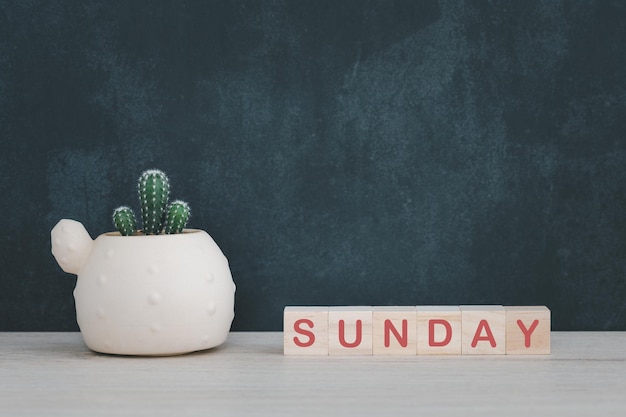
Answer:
[{"xmin": 372, "ymin": 306, "xmax": 417, "ymax": 355}]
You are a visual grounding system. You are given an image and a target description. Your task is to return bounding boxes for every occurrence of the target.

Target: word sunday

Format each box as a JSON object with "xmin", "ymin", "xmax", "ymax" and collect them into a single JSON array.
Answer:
[{"xmin": 284, "ymin": 305, "xmax": 550, "ymax": 355}]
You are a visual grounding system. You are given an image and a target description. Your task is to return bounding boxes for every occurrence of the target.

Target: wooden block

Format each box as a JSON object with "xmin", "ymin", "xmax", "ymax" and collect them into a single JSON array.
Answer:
[
  {"xmin": 416, "ymin": 306, "xmax": 461, "ymax": 355},
  {"xmin": 328, "ymin": 307, "xmax": 373, "ymax": 355},
  {"xmin": 283, "ymin": 307, "xmax": 329, "ymax": 355},
  {"xmin": 505, "ymin": 306, "xmax": 551, "ymax": 354},
  {"xmin": 460, "ymin": 305, "xmax": 506, "ymax": 355},
  {"xmin": 372, "ymin": 307, "xmax": 417, "ymax": 355}
]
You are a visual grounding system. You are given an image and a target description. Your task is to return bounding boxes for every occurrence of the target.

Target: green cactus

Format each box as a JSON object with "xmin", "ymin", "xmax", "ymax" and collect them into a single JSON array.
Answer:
[
  {"xmin": 138, "ymin": 169, "xmax": 170, "ymax": 235},
  {"xmin": 165, "ymin": 200, "xmax": 190, "ymax": 234},
  {"xmin": 113, "ymin": 206, "xmax": 137, "ymax": 236},
  {"xmin": 113, "ymin": 169, "xmax": 190, "ymax": 236}
]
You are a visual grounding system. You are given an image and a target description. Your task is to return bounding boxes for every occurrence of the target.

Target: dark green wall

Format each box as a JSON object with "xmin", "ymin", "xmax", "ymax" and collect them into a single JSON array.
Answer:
[{"xmin": 1, "ymin": 0, "xmax": 625, "ymax": 331}]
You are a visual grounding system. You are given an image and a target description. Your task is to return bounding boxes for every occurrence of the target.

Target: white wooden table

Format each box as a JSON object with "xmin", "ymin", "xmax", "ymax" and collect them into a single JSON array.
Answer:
[{"xmin": 1, "ymin": 332, "xmax": 625, "ymax": 416}]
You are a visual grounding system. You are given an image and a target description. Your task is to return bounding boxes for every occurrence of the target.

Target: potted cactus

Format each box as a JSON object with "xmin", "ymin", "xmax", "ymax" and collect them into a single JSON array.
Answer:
[{"xmin": 51, "ymin": 169, "xmax": 235, "ymax": 356}]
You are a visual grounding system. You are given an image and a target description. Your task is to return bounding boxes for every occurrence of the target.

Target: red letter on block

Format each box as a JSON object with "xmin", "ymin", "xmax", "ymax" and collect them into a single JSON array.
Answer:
[
  {"xmin": 293, "ymin": 319, "xmax": 315, "ymax": 347},
  {"xmin": 516, "ymin": 319, "xmax": 539, "ymax": 348},
  {"xmin": 384, "ymin": 319, "xmax": 408, "ymax": 348},
  {"xmin": 339, "ymin": 319, "xmax": 362, "ymax": 348},
  {"xmin": 471, "ymin": 319, "xmax": 497, "ymax": 348},
  {"xmin": 429, "ymin": 319, "xmax": 452, "ymax": 347}
]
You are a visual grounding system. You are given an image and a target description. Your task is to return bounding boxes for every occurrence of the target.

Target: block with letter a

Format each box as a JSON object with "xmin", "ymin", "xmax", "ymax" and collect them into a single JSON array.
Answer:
[
  {"xmin": 505, "ymin": 306, "xmax": 551, "ymax": 354},
  {"xmin": 372, "ymin": 306, "xmax": 417, "ymax": 355},
  {"xmin": 416, "ymin": 306, "xmax": 462, "ymax": 355},
  {"xmin": 460, "ymin": 305, "xmax": 506, "ymax": 355},
  {"xmin": 328, "ymin": 306, "xmax": 373, "ymax": 355},
  {"xmin": 283, "ymin": 307, "xmax": 329, "ymax": 355}
]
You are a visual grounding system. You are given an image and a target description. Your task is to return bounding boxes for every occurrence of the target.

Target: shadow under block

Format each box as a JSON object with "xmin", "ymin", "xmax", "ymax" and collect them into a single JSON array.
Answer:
[
  {"xmin": 460, "ymin": 305, "xmax": 506, "ymax": 355},
  {"xmin": 416, "ymin": 306, "xmax": 462, "ymax": 355},
  {"xmin": 283, "ymin": 307, "xmax": 329, "ymax": 355},
  {"xmin": 505, "ymin": 306, "xmax": 551, "ymax": 354},
  {"xmin": 372, "ymin": 307, "xmax": 417, "ymax": 355},
  {"xmin": 328, "ymin": 307, "xmax": 373, "ymax": 355}
]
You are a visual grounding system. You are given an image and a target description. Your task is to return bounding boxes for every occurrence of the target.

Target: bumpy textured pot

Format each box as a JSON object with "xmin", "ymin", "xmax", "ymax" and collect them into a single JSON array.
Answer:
[{"xmin": 51, "ymin": 219, "xmax": 235, "ymax": 356}]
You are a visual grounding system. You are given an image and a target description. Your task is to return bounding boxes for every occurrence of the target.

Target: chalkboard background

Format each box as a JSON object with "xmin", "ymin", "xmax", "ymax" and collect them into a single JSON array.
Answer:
[{"xmin": 1, "ymin": 1, "xmax": 625, "ymax": 331}]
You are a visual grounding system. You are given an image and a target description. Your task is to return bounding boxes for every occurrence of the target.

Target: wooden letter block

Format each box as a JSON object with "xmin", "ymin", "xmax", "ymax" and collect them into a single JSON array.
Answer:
[
  {"xmin": 416, "ymin": 306, "xmax": 461, "ymax": 355},
  {"xmin": 505, "ymin": 306, "xmax": 551, "ymax": 354},
  {"xmin": 329, "ymin": 307, "xmax": 373, "ymax": 355},
  {"xmin": 283, "ymin": 307, "xmax": 329, "ymax": 355},
  {"xmin": 460, "ymin": 305, "xmax": 505, "ymax": 355},
  {"xmin": 372, "ymin": 307, "xmax": 417, "ymax": 355}
]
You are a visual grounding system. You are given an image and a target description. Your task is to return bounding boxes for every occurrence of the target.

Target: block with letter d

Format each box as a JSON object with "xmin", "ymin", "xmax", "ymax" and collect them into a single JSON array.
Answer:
[{"xmin": 416, "ymin": 306, "xmax": 461, "ymax": 355}]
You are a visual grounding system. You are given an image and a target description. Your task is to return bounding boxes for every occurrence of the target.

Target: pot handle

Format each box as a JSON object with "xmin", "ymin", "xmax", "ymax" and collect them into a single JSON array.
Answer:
[{"xmin": 51, "ymin": 219, "xmax": 94, "ymax": 275}]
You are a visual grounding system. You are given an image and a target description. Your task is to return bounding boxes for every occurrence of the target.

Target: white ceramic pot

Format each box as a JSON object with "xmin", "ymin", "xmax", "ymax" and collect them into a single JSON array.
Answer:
[{"xmin": 51, "ymin": 219, "xmax": 235, "ymax": 356}]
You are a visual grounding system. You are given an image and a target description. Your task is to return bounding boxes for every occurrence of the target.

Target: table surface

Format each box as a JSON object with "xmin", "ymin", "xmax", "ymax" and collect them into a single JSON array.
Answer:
[{"xmin": 1, "ymin": 332, "xmax": 625, "ymax": 416}]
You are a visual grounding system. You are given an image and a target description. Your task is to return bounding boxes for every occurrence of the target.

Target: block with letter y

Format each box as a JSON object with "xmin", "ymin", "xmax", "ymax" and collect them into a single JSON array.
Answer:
[{"xmin": 505, "ymin": 306, "xmax": 551, "ymax": 354}]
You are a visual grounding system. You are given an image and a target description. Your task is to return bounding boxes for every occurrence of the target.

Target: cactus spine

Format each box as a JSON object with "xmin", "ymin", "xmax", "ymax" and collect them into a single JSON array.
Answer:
[
  {"xmin": 113, "ymin": 206, "xmax": 137, "ymax": 236},
  {"xmin": 165, "ymin": 200, "xmax": 190, "ymax": 234},
  {"xmin": 139, "ymin": 169, "xmax": 170, "ymax": 235}
]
